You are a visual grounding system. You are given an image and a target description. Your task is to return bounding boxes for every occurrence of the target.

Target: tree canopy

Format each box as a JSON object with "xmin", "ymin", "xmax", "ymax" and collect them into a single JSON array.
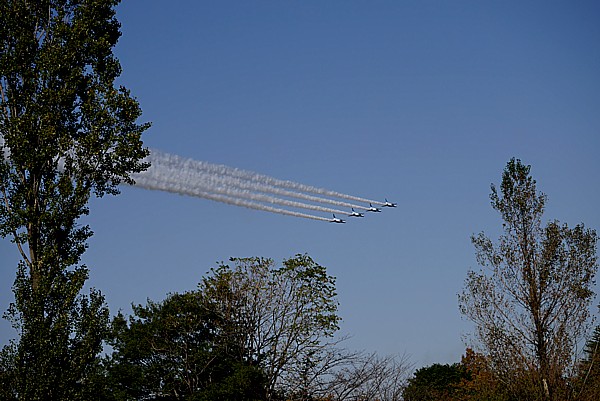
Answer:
[
  {"xmin": 104, "ymin": 255, "xmax": 340, "ymax": 400},
  {"xmin": 0, "ymin": 1, "xmax": 149, "ymax": 399}
]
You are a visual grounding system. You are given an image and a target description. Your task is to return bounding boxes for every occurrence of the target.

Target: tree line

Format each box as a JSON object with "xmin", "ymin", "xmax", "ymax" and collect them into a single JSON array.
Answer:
[{"xmin": 1, "ymin": 1, "xmax": 598, "ymax": 400}]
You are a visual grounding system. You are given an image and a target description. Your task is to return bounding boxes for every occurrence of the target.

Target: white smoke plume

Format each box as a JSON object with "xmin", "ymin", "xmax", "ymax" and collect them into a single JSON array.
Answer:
[
  {"xmin": 150, "ymin": 151, "xmax": 381, "ymax": 202},
  {"xmin": 131, "ymin": 149, "xmax": 384, "ymax": 222},
  {"xmin": 133, "ymin": 168, "xmax": 331, "ymax": 222}
]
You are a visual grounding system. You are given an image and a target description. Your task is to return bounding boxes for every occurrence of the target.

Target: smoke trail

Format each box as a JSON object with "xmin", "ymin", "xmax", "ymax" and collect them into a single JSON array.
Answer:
[
  {"xmin": 132, "ymin": 168, "xmax": 331, "ymax": 222},
  {"xmin": 190, "ymin": 169, "xmax": 366, "ymax": 210},
  {"xmin": 146, "ymin": 150, "xmax": 377, "ymax": 209},
  {"xmin": 154, "ymin": 160, "xmax": 366, "ymax": 211},
  {"xmin": 142, "ymin": 162, "xmax": 350, "ymax": 215}
]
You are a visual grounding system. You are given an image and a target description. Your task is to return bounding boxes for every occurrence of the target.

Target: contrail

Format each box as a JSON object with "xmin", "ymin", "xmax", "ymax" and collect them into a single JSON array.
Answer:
[
  {"xmin": 146, "ymin": 150, "xmax": 378, "ymax": 209},
  {"xmin": 129, "ymin": 149, "xmax": 385, "ymax": 221},
  {"xmin": 153, "ymin": 159, "xmax": 367, "ymax": 211},
  {"xmin": 0, "ymin": 141, "xmax": 383, "ymax": 220},
  {"xmin": 132, "ymin": 168, "xmax": 331, "ymax": 222},
  {"xmin": 143, "ymin": 162, "xmax": 351, "ymax": 216}
]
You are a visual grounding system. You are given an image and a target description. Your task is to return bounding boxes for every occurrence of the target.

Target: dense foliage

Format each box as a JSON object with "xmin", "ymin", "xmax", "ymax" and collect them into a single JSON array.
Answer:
[
  {"xmin": 104, "ymin": 291, "xmax": 267, "ymax": 401},
  {"xmin": 0, "ymin": 1, "xmax": 149, "ymax": 399},
  {"xmin": 103, "ymin": 255, "xmax": 341, "ymax": 400},
  {"xmin": 574, "ymin": 324, "xmax": 600, "ymax": 400},
  {"xmin": 403, "ymin": 362, "xmax": 469, "ymax": 401}
]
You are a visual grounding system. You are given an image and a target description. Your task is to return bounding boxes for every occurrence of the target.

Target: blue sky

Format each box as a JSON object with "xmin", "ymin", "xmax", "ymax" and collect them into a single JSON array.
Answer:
[{"xmin": 1, "ymin": 0, "xmax": 599, "ymax": 368}]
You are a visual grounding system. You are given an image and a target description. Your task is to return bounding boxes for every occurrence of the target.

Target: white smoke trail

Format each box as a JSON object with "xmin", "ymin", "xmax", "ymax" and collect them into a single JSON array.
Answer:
[
  {"xmin": 156, "ymin": 161, "xmax": 365, "ymax": 211},
  {"xmin": 146, "ymin": 150, "xmax": 377, "ymax": 210},
  {"xmin": 129, "ymin": 149, "xmax": 385, "ymax": 221},
  {"xmin": 191, "ymin": 169, "xmax": 367, "ymax": 211},
  {"xmin": 142, "ymin": 162, "xmax": 350, "ymax": 216},
  {"xmin": 133, "ymin": 168, "xmax": 331, "ymax": 222}
]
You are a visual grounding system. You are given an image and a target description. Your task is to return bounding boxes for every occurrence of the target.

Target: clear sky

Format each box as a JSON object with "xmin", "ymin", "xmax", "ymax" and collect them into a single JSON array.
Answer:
[{"xmin": 1, "ymin": 0, "xmax": 599, "ymax": 368}]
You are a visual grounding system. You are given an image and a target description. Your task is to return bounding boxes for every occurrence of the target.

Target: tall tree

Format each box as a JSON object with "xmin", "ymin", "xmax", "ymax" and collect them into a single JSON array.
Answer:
[
  {"xmin": 0, "ymin": 1, "xmax": 149, "ymax": 399},
  {"xmin": 458, "ymin": 159, "xmax": 598, "ymax": 400}
]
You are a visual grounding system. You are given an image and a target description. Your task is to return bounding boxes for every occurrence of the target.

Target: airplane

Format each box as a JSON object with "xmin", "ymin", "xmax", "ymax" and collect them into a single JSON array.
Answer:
[
  {"xmin": 348, "ymin": 208, "xmax": 364, "ymax": 218},
  {"xmin": 381, "ymin": 198, "xmax": 397, "ymax": 208},
  {"xmin": 329, "ymin": 214, "xmax": 346, "ymax": 223},
  {"xmin": 365, "ymin": 203, "xmax": 381, "ymax": 213}
]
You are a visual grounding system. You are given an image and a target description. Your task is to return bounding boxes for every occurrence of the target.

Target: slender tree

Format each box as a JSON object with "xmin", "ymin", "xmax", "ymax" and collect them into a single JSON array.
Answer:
[
  {"xmin": 0, "ymin": 1, "xmax": 149, "ymax": 399},
  {"xmin": 459, "ymin": 159, "xmax": 598, "ymax": 400}
]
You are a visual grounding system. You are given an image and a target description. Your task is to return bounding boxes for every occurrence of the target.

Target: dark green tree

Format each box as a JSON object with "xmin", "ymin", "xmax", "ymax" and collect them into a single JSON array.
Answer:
[
  {"xmin": 403, "ymin": 363, "xmax": 470, "ymax": 401},
  {"xmin": 459, "ymin": 159, "xmax": 598, "ymax": 400},
  {"xmin": 104, "ymin": 291, "xmax": 267, "ymax": 401},
  {"xmin": 0, "ymin": 0, "xmax": 149, "ymax": 399}
]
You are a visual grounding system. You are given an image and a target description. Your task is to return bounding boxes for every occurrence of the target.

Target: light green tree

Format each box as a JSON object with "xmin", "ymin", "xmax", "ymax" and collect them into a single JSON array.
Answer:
[
  {"xmin": 459, "ymin": 159, "xmax": 598, "ymax": 400},
  {"xmin": 0, "ymin": 1, "xmax": 149, "ymax": 399}
]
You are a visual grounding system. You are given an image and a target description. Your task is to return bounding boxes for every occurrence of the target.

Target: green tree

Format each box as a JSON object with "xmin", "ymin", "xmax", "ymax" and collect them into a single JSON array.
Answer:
[
  {"xmin": 403, "ymin": 363, "xmax": 470, "ymax": 401},
  {"xmin": 106, "ymin": 255, "xmax": 341, "ymax": 400},
  {"xmin": 0, "ymin": 0, "xmax": 149, "ymax": 399},
  {"xmin": 458, "ymin": 159, "xmax": 598, "ymax": 400},
  {"xmin": 201, "ymin": 255, "xmax": 341, "ymax": 400},
  {"xmin": 104, "ymin": 291, "xmax": 267, "ymax": 401}
]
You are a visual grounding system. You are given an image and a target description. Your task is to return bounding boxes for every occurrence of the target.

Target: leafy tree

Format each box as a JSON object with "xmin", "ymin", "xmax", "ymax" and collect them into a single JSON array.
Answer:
[
  {"xmin": 106, "ymin": 255, "xmax": 410, "ymax": 401},
  {"xmin": 402, "ymin": 362, "xmax": 470, "ymax": 401},
  {"xmin": 458, "ymin": 159, "xmax": 598, "ymax": 400},
  {"xmin": 0, "ymin": 0, "xmax": 149, "ymax": 399},
  {"xmin": 200, "ymin": 255, "xmax": 341, "ymax": 400},
  {"xmin": 104, "ymin": 291, "xmax": 267, "ymax": 401},
  {"xmin": 454, "ymin": 348, "xmax": 510, "ymax": 401}
]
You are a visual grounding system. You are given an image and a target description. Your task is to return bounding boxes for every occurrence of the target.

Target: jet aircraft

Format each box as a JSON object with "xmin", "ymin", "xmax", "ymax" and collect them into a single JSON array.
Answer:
[
  {"xmin": 381, "ymin": 198, "xmax": 397, "ymax": 208},
  {"xmin": 348, "ymin": 208, "xmax": 365, "ymax": 218},
  {"xmin": 365, "ymin": 203, "xmax": 382, "ymax": 212},
  {"xmin": 329, "ymin": 214, "xmax": 346, "ymax": 223}
]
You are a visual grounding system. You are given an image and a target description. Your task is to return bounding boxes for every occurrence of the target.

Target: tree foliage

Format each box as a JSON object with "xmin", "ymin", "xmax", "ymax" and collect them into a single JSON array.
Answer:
[
  {"xmin": 454, "ymin": 348, "xmax": 511, "ymax": 401},
  {"xmin": 403, "ymin": 362, "xmax": 469, "ymax": 401},
  {"xmin": 458, "ymin": 159, "xmax": 598, "ymax": 400},
  {"xmin": 105, "ymin": 255, "xmax": 343, "ymax": 400},
  {"xmin": 199, "ymin": 255, "xmax": 341, "ymax": 400},
  {"xmin": 0, "ymin": 0, "xmax": 149, "ymax": 399},
  {"xmin": 104, "ymin": 291, "xmax": 266, "ymax": 401}
]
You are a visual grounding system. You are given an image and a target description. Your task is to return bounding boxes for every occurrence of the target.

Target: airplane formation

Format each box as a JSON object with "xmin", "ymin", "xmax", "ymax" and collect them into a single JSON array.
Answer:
[{"xmin": 328, "ymin": 199, "xmax": 396, "ymax": 223}]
